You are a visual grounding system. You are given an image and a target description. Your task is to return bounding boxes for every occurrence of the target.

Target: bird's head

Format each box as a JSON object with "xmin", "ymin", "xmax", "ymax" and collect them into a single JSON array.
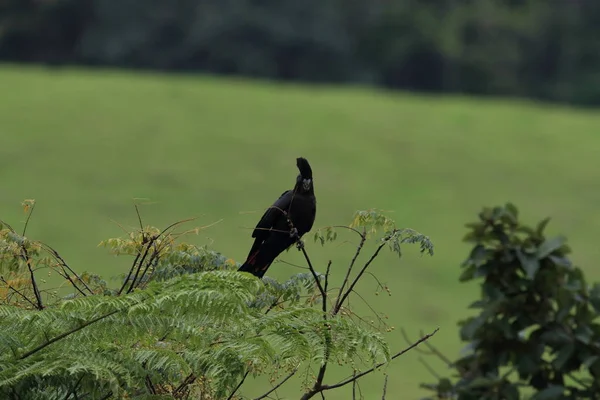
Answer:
[{"xmin": 295, "ymin": 157, "xmax": 314, "ymax": 193}]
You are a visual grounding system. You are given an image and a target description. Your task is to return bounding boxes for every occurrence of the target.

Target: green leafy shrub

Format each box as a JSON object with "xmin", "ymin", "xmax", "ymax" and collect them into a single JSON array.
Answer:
[
  {"xmin": 0, "ymin": 201, "xmax": 435, "ymax": 399},
  {"xmin": 421, "ymin": 203, "xmax": 600, "ymax": 400}
]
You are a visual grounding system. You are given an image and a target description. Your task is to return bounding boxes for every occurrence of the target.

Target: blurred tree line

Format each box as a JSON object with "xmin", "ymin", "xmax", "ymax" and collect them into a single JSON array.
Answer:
[{"xmin": 2, "ymin": 0, "xmax": 599, "ymax": 106}]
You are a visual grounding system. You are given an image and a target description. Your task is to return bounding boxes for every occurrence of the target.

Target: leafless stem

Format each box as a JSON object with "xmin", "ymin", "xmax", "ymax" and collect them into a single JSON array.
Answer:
[
  {"xmin": 401, "ymin": 328, "xmax": 454, "ymax": 368},
  {"xmin": 21, "ymin": 201, "xmax": 35, "ymax": 236},
  {"xmin": 41, "ymin": 243, "xmax": 94, "ymax": 295},
  {"xmin": 0, "ymin": 276, "xmax": 37, "ymax": 308},
  {"xmin": 334, "ymin": 228, "xmax": 366, "ymax": 313},
  {"xmin": 173, "ymin": 373, "xmax": 196, "ymax": 396},
  {"xmin": 21, "ymin": 247, "xmax": 43, "ymax": 310},
  {"xmin": 134, "ymin": 204, "xmax": 144, "ymax": 231},
  {"xmin": 381, "ymin": 375, "xmax": 388, "ymax": 400},
  {"xmin": 299, "ymin": 246, "xmax": 325, "ymax": 301},
  {"xmin": 226, "ymin": 371, "xmax": 249, "ymax": 400},
  {"xmin": 299, "ymin": 328, "xmax": 439, "ymax": 399},
  {"xmin": 334, "ymin": 239, "xmax": 388, "ymax": 315},
  {"xmin": 124, "ymin": 236, "xmax": 155, "ymax": 294},
  {"xmin": 253, "ymin": 369, "xmax": 298, "ymax": 400},
  {"xmin": 63, "ymin": 375, "xmax": 84, "ymax": 400},
  {"xmin": 19, "ymin": 309, "xmax": 121, "ymax": 359}
]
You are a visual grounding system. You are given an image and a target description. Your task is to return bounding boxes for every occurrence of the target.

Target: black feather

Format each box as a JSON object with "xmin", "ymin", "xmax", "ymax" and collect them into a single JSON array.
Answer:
[
  {"xmin": 238, "ymin": 157, "xmax": 317, "ymax": 278},
  {"xmin": 296, "ymin": 157, "xmax": 313, "ymax": 179}
]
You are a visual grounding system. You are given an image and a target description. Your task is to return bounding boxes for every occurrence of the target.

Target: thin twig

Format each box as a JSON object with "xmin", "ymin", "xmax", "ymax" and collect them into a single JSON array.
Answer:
[
  {"xmin": 323, "ymin": 328, "xmax": 439, "ymax": 391},
  {"xmin": 21, "ymin": 246, "xmax": 43, "ymax": 310},
  {"xmin": 125, "ymin": 237, "xmax": 157, "ymax": 294},
  {"xmin": 18, "ymin": 309, "xmax": 121, "ymax": 359},
  {"xmin": 21, "ymin": 201, "xmax": 35, "ymax": 236},
  {"xmin": 226, "ymin": 371, "xmax": 249, "ymax": 400},
  {"xmin": 173, "ymin": 373, "xmax": 196, "ymax": 396},
  {"xmin": 253, "ymin": 369, "xmax": 298, "ymax": 400},
  {"xmin": 117, "ymin": 241, "xmax": 146, "ymax": 295},
  {"xmin": 333, "ymin": 239, "xmax": 388, "ymax": 315},
  {"xmin": 323, "ymin": 261, "xmax": 331, "ymax": 313},
  {"xmin": 0, "ymin": 276, "xmax": 37, "ymax": 308},
  {"xmin": 299, "ymin": 246, "xmax": 325, "ymax": 301},
  {"xmin": 299, "ymin": 252, "xmax": 331, "ymax": 400},
  {"xmin": 381, "ymin": 375, "xmax": 388, "ymax": 400},
  {"xmin": 41, "ymin": 244, "xmax": 94, "ymax": 295},
  {"xmin": 334, "ymin": 228, "xmax": 366, "ymax": 313},
  {"xmin": 299, "ymin": 328, "xmax": 439, "ymax": 399},
  {"xmin": 63, "ymin": 374, "xmax": 84, "ymax": 400},
  {"xmin": 134, "ymin": 204, "xmax": 144, "ymax": 231}
]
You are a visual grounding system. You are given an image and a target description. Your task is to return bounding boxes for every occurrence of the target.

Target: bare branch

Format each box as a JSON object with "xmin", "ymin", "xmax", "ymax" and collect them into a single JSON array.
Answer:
[
  {"xmin": 300, "ymin": 328, "xmax": 439, "ymax": 399},
  {"xmin": 253, "ymin": 369, "xmax": 298, "ymax": 400},
  {"xmin": 41, "ymin": 243, "xmax": 94, "ymax": 295},
  {"xmin": 381, "ymin": 375, "xmax": 388, "ymax": 400},
  {"xmin": 173, "ymin": 373, "xmax": 196, "ymax": 397},
  {"xmin": 19, "ymin": 309, "xmax": 121, "ymax": 359},
  {"xmin": 334, "ymin": 228, "xmax": 366, "ymax": 313},
  {"xmin": 226, "ymin": 371, "xmax": 249, "ymax": 400},
  {"xmin": 134, "ymin": 204, "xmax": 144, "ymax": 231},
  {"xmin": 21, "ymin": 201, "xmax": 35, "ymax": 236},
  {"xmin": 21, "ymin": 246, "xmax": 43, "ymax": 310},
  {"xmin": 334, "ymin": 240, "xmax": 387, "ymax": 315},
  {"xmin": 299, "ymin": 246, "xmax": 326, "ymax": 302},
  {"xmin": 0, "ymin": 276, "xmax": 37, "ymax": 308}
]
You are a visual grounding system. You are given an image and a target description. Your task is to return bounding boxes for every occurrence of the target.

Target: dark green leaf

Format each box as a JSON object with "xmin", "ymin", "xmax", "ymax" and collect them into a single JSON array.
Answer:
[
  {"xmin": 589, "ymin": 284, "xmax": 600, "ymax": 313},
  {"xmin": 537, "ymin": 236, "xmax": 567, "ymax": 259},
  {"xmin": 552, "ymin": 342, "xmax": 575, "ymax": 370},
  {"xmin": 516, "ymin": 249, "xmax": 540, "ymax": 279},
  {"xmin": 517, "ymin": 352, "xmax": 540, "ymax": 377},
  {"xmin": 460, "ymin": 315, "xmax": 486, "ymax": 340},
  {"xmin": 574, "ymin": 324, "xmax": 594, "ymax": 344},
  {"xmin": 541, "ymin": 329, "xmax": 571, "ymax": 345},
  {"xmin": 583, "ymin": 355, "xmax": 599, "ymax": 369},
  {"xmin": 459, "ymin": 266, "xmax": 475, "ymax": 282},
  {"xmin": 531, "ymin": 385, "xmax": 565, "ymax": 400},
  {"xmin": 505, "ymin": 202, "xmax": 519, "ymax": 220},
  {"xmin": 548, "ymin": 255, "xmax": 572, "ymax": 268},
  {"xmin": 437, "ymin": 378, "xmax": 453, "ymax": 392},
  {"xmin": 467, "ymin": 376, "xmax": 497, "ymax": 389},
  {"xmin": 536, "ymin": 217, "xmax": 551, "ymax": 236},
  {"xmin": 501, "ymin": 383, "xmax": 520, "ymax": 400}
]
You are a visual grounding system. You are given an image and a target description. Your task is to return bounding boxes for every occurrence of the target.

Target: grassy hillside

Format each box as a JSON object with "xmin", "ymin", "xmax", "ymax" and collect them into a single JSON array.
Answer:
[{"xmin": 1, "ymin": 64, "xmax": 600, "ymax": 398}]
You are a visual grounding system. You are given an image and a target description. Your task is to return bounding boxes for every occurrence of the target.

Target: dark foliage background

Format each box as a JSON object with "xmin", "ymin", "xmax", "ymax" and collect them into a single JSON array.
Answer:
[{"xmin": 2, "ymin": 0, "xmax": 599, "ymax": 106}]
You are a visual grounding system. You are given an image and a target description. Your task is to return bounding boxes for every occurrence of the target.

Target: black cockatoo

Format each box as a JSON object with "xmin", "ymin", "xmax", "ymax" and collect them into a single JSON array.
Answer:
[{"xmin": 238, "ymin": 157, "xmax": 316, "ymax": 278}]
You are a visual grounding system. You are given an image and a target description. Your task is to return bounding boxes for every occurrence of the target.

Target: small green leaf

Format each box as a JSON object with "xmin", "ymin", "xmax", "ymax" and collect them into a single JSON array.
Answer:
[
  {"xmin": 537, "ymin": 236, "xmax": 566, "ymax": 259},
  {"xmin": 589, "ymin": 284, "xmax": 600, "ymax": 313},
  {"xmin": 536, "ymin": 217, "xmax": 551, "ymax": 236},
  {"xmin": 505, "ymin": 202, "xmax": 519, "ymax": 219}
]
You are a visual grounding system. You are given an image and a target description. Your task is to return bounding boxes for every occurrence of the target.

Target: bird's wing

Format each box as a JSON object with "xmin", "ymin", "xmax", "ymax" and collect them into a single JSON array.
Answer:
[{"xmin": 252, "ymin": 190, "xmax": 293, "ymax": 238}]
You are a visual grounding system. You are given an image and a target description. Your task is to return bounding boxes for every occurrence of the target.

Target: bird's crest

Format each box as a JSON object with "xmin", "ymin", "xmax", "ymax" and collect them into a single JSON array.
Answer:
[{"xmin": 296, "ymin": 157, "xmax": 313, "ymax": 179}]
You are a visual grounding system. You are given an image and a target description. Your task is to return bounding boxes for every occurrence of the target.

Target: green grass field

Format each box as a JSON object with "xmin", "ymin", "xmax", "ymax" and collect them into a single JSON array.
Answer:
[{"xmin": 1, "ymin": 64, "xmax": 600, "ymax": 398}]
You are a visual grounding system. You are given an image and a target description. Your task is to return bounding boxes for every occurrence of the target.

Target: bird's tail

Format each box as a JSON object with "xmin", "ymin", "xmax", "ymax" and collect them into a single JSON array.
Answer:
[{"xmin": 238, "ymin": 250, "xmax": 271, "ymax": 278}]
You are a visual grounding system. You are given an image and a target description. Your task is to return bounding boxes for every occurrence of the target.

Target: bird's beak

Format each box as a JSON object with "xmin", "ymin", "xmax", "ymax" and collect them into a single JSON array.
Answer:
[{"xmin": 302, "ymin": 179, "xmax": 312, "ymax": 191}]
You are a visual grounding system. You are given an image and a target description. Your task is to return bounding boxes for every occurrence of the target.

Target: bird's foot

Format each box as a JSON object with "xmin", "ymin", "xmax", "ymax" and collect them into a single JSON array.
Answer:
[
  {"xmin": 296, "ymin": 238, "xmax": 305, "ymax": 250},
  {"xmin": 289, "ymin": 227, "xmax": 299, "ymax": 239}
]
